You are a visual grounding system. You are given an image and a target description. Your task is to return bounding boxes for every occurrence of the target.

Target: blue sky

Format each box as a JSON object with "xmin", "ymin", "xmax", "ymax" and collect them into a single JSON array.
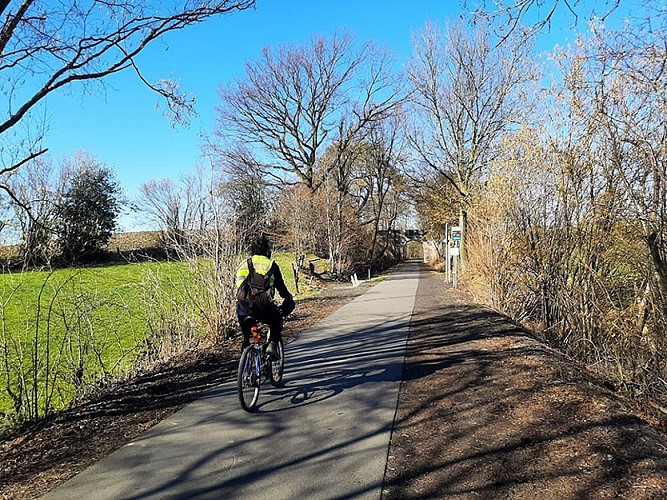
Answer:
[{"xmin": 38, "ymin": 0, "xmax": 626, "ymax": 231}]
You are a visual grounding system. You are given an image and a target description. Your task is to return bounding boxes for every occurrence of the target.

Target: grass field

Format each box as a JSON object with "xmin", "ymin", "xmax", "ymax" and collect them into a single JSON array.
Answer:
[{"xmin": 0, "ymin": 252, "xmax": 310, "ymax": 426}]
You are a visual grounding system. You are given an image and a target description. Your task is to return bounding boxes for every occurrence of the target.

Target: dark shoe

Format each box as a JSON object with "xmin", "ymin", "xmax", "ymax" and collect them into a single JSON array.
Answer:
[{"xmin": 266, "ymin": 342, "xmax": 280, "ymax": 361}]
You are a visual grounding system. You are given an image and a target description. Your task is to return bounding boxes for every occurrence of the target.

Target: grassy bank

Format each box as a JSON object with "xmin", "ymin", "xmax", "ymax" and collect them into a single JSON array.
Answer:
[{"xmin": 0, "ymin": 253, "xmax": 311, "ymax": 428}]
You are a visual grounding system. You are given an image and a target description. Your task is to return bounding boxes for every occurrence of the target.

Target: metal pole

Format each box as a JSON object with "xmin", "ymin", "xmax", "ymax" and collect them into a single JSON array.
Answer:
[
  {"xmin": 453, "ymin": 251, "xmax": 458, "ymax": 289},
  {"xmin": 447, "ymin": 246, "xmax": 451, "ymax": 283},
  {"xmin": 445, "ymin": 223, "xmax": 451, "ymax": 283}
]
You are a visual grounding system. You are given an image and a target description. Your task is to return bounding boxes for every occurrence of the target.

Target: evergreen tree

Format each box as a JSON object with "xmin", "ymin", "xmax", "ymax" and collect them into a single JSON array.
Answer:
[{"xmin": 57, "ymin": 163, "xmax": 121, "ymax": 263}]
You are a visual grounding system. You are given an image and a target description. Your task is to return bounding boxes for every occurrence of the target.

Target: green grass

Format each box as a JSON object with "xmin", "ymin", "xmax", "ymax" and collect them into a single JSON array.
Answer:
[
  {"xmin": 0, "ymin": 261, "xmax": 194, "ymax": 421},
  {"xmin": 0, "ymin": 252, "xmax": 311, "ymax": 425},
  {"xmin": 272, "ymin": 252, "xmax": 322, "ymax": 299},
  {"xmin": 1, "ymin": 261, "xmax": 193, "ymax": 343}
]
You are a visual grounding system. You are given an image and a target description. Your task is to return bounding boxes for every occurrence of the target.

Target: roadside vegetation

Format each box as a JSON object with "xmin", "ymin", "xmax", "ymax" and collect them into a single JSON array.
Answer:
[
  {"xmin": 0, "ymin": 252, "xmax": 313, "ymax": 430},
  {"xmin": 457, "ymin": 4, "xmax": 667, "ymax": 407}
]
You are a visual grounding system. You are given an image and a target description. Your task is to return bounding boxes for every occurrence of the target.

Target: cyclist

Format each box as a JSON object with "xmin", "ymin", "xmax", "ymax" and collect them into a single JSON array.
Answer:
[{"xmin": 235, "ymin": 235, "xmax": 295, "ymax": 360}]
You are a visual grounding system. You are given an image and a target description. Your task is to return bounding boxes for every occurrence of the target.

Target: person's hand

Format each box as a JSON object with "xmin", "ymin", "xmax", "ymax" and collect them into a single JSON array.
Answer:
[{"xmin": 280, "ymin": 296, "xmax": 295, "ymax": 317}]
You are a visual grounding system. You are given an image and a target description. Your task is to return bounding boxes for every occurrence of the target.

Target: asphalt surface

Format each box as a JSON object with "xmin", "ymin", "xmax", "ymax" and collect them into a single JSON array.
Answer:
[{"xmin": 44, "ymin": 261, "xmax": 421, "ymax": 500}]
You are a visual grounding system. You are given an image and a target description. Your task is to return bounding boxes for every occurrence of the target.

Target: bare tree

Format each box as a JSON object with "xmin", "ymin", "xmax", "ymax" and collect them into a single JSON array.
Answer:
[
  {"xmin": 465, "ymin": 0, "xmax": 622, "ymax": 39},
  {"xmin": 315, "ymin": 117, "xmax": 408, "ymax": 276},
  {"xmin": 136, "ymin": 178, "xmax": 184, "ymax": 237},
  {"xmin": 273, "ymin": 184, "xmax": 327, "ymax": 259},
  {"xmin": 584, "ymin": 16, "xmax": 667, "ymax": 321},
  {"xmin": 214, "ymin": 31, "xmax": 405, "ymax": 192},
  {"xmin": 137, "ymin": 161, "xmax": 248, "ymax": 339},
  {"xmin": 220, "ymin": 156, "xmax": 270, "ymax": 251},
  {"xmin": 460, "ymin": 1, "xmax": 667, "ymax": 399},
  {"xmin": 356, "ymin": 117, "xmax": 408, "ymax": 270},
  {"xmin": 0, "ymin": 0, "xmax": 255, "ymax": 209},
  {"xmin": 407, "ymin": 20, "xmax": 533, "ymax": 265},
  {"xmin": 7, "ymin": 156, "xmax": 63, "ymax": 268},
  {"xmin": 320, "ymin": 138, "xmax": 360, "ymax": 276},
  {"xmin": 136, "ymin": 176, "xmax": 204, "ymax": 249}
]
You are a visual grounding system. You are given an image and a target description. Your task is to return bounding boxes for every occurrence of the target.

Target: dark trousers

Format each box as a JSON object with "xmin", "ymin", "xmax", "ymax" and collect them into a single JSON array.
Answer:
[{"xmin": 238, "ymin": 303, "xmax": 283, "ymax": 350}]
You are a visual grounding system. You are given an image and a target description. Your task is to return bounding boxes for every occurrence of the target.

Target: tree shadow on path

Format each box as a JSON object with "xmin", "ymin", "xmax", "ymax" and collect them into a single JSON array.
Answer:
[{"xmin": 383, "ymin": 264, "xmax": 667, "ymax": 499}]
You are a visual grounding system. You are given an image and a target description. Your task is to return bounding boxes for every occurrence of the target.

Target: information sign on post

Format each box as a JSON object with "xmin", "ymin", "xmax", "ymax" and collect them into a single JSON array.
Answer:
[{"xmin": 451, "ymin": 226, "xmax": 462, "ymax": 241}]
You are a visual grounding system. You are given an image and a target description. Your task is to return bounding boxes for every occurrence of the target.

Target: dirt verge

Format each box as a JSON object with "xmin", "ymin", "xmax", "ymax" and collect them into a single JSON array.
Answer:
[{"xmin": 383, "ymin": 265, "xmax": 667, "ymax": 499}]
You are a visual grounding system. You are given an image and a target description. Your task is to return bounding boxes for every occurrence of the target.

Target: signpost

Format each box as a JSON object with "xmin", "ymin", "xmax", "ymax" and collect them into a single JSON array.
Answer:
[{"xmin": 450, "ymin": 226, "xmax": 461, "ymax": 288}]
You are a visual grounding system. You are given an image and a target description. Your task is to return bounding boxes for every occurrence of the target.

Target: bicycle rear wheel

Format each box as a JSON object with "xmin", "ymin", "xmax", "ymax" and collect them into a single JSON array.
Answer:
[
  {"xmin": 268, "ymin": 339, "xmax": 284, "ymax": 387},
  {"xmin": 237, "ymin": 347, "xmax": 260, "ymax": 411}
]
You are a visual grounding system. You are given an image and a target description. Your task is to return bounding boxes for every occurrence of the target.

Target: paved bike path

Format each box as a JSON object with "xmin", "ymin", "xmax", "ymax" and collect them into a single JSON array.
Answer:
[{"xmin": 45, "ymin": 261, "xmax": 421, "ymax": 499}]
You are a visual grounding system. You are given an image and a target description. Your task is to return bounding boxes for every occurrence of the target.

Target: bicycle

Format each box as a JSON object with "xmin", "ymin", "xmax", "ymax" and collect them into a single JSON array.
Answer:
[{"xmin": 237, "ymin": 318, "xmax": 284, "ymax": 412}]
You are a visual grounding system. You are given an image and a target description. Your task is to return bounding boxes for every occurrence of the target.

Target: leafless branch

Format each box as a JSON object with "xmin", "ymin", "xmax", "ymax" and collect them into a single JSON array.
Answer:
[{"xmin": 0, "ymin": 147, "xmax": 47, "ymax": 177}]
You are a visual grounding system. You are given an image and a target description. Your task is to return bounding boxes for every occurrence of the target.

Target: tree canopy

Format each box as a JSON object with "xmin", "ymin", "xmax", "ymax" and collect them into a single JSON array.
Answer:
[{"xmin": 57, "ymin": 157, "xmax": 121, "ymax": 262}]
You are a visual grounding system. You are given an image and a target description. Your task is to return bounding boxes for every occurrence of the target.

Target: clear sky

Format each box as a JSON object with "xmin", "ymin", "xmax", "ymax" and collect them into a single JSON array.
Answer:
[{"xmin": 37, "ymin": 0, "xmax": 629, "ymax": 231}]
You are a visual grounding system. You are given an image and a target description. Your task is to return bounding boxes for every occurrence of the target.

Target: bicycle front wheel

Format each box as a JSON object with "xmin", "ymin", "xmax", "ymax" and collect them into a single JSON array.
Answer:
[
  {"xmin": 268, "ymin": 339, "xmax": 284, "ymax": 387},
  {"xmin": 237, "ymin": 347, "xmax": 260, "ymax": 411}
]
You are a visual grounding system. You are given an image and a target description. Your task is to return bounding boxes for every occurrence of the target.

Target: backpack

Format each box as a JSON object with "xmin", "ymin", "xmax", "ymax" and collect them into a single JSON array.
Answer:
[{"xmin": 237, "ymin": 258, "xmax": 273, "ymax": 314}]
